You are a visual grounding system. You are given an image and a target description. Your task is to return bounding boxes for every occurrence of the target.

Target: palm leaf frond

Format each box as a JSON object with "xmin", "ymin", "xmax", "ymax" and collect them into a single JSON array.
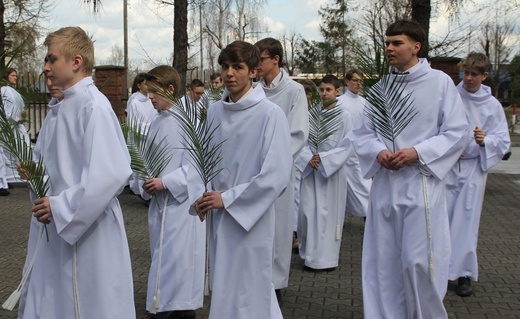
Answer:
[
  {"xmin": 150, "ymin": 86, "xmax": 225, "ymax": 192},
  {"xmin": 122, "ymin": 115, "xmax": 172, "ymax": 180},
  {"xmin": 364, "ymin": 75, "xmax": 417, "ymax": 152},
  {"xmin": 308, "ymin": 91, "xmax": 343, "ymax": 152}
]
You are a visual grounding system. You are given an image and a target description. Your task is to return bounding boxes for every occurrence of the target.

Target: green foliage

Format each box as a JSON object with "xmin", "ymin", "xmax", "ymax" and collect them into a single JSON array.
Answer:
[
  {"xmin": 364, "ymin": 74, "xmax": 418, "ymax": 152},
  {"xmin": 308, "ymin": 91, "xmax": 343, "ymax": 152},
  {"xmin": 509, "ymin": 55, "xmax": 520, "ymax": 104},
  {"xmin": 295, "ymin": 39, "xmax": 321, "ymax": 74},
  {"xmin": 0, "ymin": 94, "xmax": 48, "ymax": 199},
  {"xmin": 121, "ymin": 116, "xmax": 173, "ymax": 181},
  {"xmin": 151, "ymin": 86, "xmax": 225, "ymax": 192}
]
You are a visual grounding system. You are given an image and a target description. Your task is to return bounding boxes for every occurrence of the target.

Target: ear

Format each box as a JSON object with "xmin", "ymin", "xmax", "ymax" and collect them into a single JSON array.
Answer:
[
  {"xmin": 481, "ymin": 72, "xmax": 489, "ymax": 82},
  {"xmin": 168, "ymin": 84, "xmax": 175, "ymax": 95},
  {"xmin": 72, "ymin": 55, "xmax": 83, "ymax": 72},
  {"xmin": 273, "ymin": 55, "xmax": 280, "ymax": 65},
  {"xmin": 412, "ymin": 41, "xmax": 421, "ymax": 56},
  {"xmin": 249, "ymin": 68, "xmax": 257, "ymax": 79}
]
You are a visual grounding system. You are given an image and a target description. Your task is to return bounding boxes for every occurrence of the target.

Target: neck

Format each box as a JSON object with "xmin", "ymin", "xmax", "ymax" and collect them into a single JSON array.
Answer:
[
  {"xmin": 264, "ymin": 68, "xmax": 281, "ymax": 87},
  {"xmin": 464, "ymin": 84, "xmax": 480, "ymax": 93},
  {"xmin": 396, "ymin": 58, "xmax": 419, "ymax": 72},
  {"xmin": 61, "ymin": 74, "xmax": 88, "ymax": 91}
]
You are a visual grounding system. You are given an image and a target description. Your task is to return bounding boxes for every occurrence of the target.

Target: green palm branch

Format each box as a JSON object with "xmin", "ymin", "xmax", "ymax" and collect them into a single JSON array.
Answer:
[
  {"xmin": 0, "ymin": 101, "xmax": 48, "ymax": 199},
  {"xmin": 0, "ymin": 97, "xmax": 49, "ymax": 240},
  {"xmin": 308, "ymin": 91, "xmax": 344, "ymax": 153},
  {"xmin": 151, "ymin": 86, "xmax": 225, "ymax": 192},
  {"xmin": 121, "ymin": 115, "xmax": 172, "ymax": 181},
  {"xmin": 364, "ymin": 74, "xmax": 417, "ymax": 153},
  {"xmin": 195, "ymin": 87, "xmax": 223, "ymax": 123},
  {"xmin": 352, "ymin": 39, "xmax": 418, "ymax": 153}
]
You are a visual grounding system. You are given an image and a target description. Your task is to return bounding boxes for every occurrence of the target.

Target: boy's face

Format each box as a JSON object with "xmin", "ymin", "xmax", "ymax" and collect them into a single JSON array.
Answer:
[
  {"xmin": 221, "ymin": 60, "xmax": 256, "ymax": 101},
  {"xmin": 46, "ymin": 77, "xmax": 64, "ymax": 101},
  {"xmin": 188, "ymin": 86, "xmax": 205, "ymax": 102},
  {"xmin": 319, "ymin": 82, "xmax": 339, "ymax": 103},
  {"xmin": 256, "ymin": 50, "xmax": 279, "ymax": 79},
  {"xmin": 44, "ymin": 43, "xmax": 80, "ymax": 90},
  {"xmin": 210, "ymin": 76, "xmax": 222, "ymax": 89},
  {"xmin": 7, "ymin": 72, "xmax": 17, "ymax": 85},
  {"xmin": 462, "ymin": 68, "xmax": 488, "ymax": 93},
  {"xmin": 148, "ymin": 82, "xmax": 174, "ymax": 111},
  {"xmin": 138, "ymin": 81, "xmax": 149, "ymax": 94},
  {"xmin": 385, "ymin": 34, "xmax": 421, "ymax": 72},
  {"xmin": 346, "ymin": 73, "xmax": 362, "ymax": 95}
]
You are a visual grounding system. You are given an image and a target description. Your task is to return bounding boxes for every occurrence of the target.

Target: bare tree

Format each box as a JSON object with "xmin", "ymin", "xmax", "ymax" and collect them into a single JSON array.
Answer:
[
  {"xmin": 281, "ymin": 30, "xmax": 301, "ymax": 76},
  {"xmin": 480, "ymin": 18, "xmax": 517, "ymax": 97},
  {"xmin": 0, "ymin": 0, "xmax": 50, "ymax": 74}
]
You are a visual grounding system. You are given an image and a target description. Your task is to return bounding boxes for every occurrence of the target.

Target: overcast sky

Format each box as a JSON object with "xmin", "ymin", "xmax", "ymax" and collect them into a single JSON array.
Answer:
[{"xmin": 43, "ymin": 0, "xmax": 518, "ymax": 68}]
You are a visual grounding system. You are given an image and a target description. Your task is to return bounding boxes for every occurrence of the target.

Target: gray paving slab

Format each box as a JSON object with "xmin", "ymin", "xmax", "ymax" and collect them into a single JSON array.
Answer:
[{"xmin": 0, "ymin": 172, "xmax": 519, "ymax": 319}]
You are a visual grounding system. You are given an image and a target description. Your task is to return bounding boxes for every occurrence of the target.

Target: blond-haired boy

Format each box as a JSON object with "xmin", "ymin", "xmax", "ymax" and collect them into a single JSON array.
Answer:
[
  {"xmin": 446, "ymin": 52, "xmax": 511, "ymax": 296},
  {"xmin": 17, "ymin": 26, "xmax": 135, "ymax": 318}
]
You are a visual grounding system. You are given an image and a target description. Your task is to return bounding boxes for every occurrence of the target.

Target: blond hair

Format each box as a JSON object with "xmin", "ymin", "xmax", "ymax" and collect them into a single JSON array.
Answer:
[
  {"xmin": 44, "ymin": 27, "xmax": 95, "ymax": 76},
  {"xmin": 459, "ymin": 52, "xmax": 489, "ymax": 74}
]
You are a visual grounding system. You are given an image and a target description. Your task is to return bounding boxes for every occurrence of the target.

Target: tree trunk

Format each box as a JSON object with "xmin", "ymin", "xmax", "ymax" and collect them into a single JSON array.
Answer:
[
  {"xmin": 411, "ymin": 0, "xmax": 430, "ymax": 58},
  {"xmin": 174, "ymin": 0, "xmax": 188, "ymax": 94},
  {"xmin": 0, "ymin": 0, "xmax": 6, "ymax": 73}
]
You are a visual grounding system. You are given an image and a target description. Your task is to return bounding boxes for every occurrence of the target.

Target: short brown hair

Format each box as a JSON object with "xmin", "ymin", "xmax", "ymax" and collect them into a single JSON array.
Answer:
[
  {"xmin": 254, "ymin": 37, "xmax": 284, "ymax": 67},
  {"xmin": 386, "ymin": 20, "xmax": 425, "ymax": 47},
  {"xmin": 218, "ymin": 41, "xmax": 261, "ymax": 71},
  {"xmin": 345, "ymin": 69, "xmax": 362, "ymax": 81},
  {"xmin": 459, "ymin": 52, "xmax": 489, "ymax": 74},
  {"xmin": 44, "ymin": 27, "xmax": 95, "ymax": 76},
  {"xmin": 145, "ymin": 65, "xmax": 181, "ymax": 94}
]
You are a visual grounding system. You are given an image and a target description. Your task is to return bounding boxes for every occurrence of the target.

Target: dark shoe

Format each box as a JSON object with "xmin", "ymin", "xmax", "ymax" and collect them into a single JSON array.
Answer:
[
  {"xmin": 456, "ymin": 276, "xmax": 473, "ymax": 296},
  {"xmin": 168, "ymin": 310, "xmax": 196, "ymax": 319},
  {"xmin": 0, "ymin": 189, "xmax": 10, "ymax": 196},
  {"xmin": 275, "ymin": 289, "xmax": 282, "ymax": 306}
]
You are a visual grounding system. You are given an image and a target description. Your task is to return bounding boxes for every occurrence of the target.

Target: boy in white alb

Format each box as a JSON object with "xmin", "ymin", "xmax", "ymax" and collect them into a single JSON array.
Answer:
[
  {"xmin": 193, "ymin": 41, "xmax": 292, "ymax": 319},
  {"xmin": 255, "ymin": 37, "xmax": 309, "ymax": 300},
  {"xmin": 139, "ymin": 65, "xmax": 205, "ymax": 319},
  {"xmin": 446, "ymin": 52, "xmax": 511, "ymax": 297},
  {"xmin": 351, "ymin": 20, "xmax": 468, "ymax": 318},
  {"xmin": 337, "ymin": 69, "xmax": 372, "ymax": 217},
  {"xmin": 296, "ymin": 75, "xmax": 352, "ymax": 270},
  {"xmin": 17, "ymin": 26, "xmax": 135, "ymax": 319}
]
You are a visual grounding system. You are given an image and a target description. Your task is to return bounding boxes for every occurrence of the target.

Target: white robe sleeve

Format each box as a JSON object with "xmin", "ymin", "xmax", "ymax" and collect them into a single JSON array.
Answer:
[
  {"xmin": 412, "ymin": 83, "xmax": 468, "ymax": 180},
  {"xmin": 478, "ymin": 105, "xmax": 511, "ymax": 171},
  {"xmin": 351, "ymin": 113, "xmax": 388, "ymax": 179},
  {"xmin": 161, "ymin": 151, "xmax": 191, "ymax": 203},
  {"xmin": 220, "ymin": 109, "xmax": 292, "ymax": 232},
  {"xmin": 287, "ymin": 87, "xmax": 309, "ymax": 158},
  {"xmin": 50, "ymin": 105, "xmax": 132, "ymax": 245},
  {"xmin": 295, "ymin": 145, "xmax": 314, "ymax": 178},
  {"xmin": 318, "ymin": 111, "xmax": 353, "ymax": 178}
]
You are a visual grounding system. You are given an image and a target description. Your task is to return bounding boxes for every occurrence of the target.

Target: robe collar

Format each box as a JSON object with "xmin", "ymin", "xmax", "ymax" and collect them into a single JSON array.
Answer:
[
  {"xmin": 260, "ymin": 69, "xmax": 285, "ymax": 90},
  {"xmin": 456, "ymin": 82, "xmax": 492, "ymax": 102},
  {"xmin": 344, "ymin": 89, "xmax": 359, "ymax": 99},
  {"xmin": 48, "ymin": 97, "xmax": 63, "ymax": 114},
  {"xmin": 389, "ymin": 58, "xmax": 429, "ymax": 83},
  {"xmin": 135, "ymin": 91, "xmax": 149, "ymax": 102},
  {"xmin": 62, "ymin": 76, "xmax": 94, "ymax": 98},
  {"xmin": 221, "ymin": 82, "xmax": 266, "ymax": 111}
]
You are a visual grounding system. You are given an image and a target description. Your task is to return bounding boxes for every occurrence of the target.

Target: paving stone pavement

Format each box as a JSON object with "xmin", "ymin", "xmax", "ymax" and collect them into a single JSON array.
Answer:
[{"xmin": 0, "ymin": 173, "xmax": 519, "ymax": 319}]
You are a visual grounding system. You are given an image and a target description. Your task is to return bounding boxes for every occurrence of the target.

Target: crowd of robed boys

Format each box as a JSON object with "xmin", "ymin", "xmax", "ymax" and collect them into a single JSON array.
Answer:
[{"xmin": 1, "ymin": 18, "xmax": 511, "ymax": 319}]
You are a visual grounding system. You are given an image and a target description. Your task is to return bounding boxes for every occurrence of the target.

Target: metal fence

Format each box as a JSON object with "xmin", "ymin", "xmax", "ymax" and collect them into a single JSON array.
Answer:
[{"xmin": 15, "ymin": 72, "xmax": 50, "ymax": 142}]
